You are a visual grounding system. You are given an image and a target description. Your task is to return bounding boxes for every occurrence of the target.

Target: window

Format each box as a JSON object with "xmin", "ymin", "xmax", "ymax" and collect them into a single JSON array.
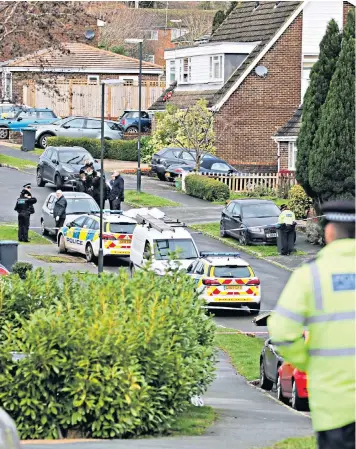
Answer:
[
  {"xmin": 66, "ymin": 118, "xmax": 85, "ymax": 128},
  {"xmin": 84, "ymin": 218, "xmax": 94, "ymax": 229},
  {"xmin": 209, "ymin": 55, "xmax": 223, "ymax": 81},
  {"xmin": 153, "ymin": 239, "xmax": 198, "ymax": 260},
  {"xmin": 2, "ymin": 72, "xmax": 12, "ymax": 100},
  {"xmin": 242, "ymin": 204, "xmax": 280, "ymax": 219},
  {"xmin": 169, "ymin": 60, "xmax": 176, "ymax": 83},
  {"xmin": 46, "ymin": 195, "xmax": 55, "ymax": 210},
  {"xmin": 109, "ymin": 223, "xmax": 136, "ymax": 234},
  {"xmin": 18, "ymin": 110, "xmax": 36, "ymax": 118},
  {"xmin": 179, "ymin": 57, "xmax": 191, "ymax": 83},
  {"xmin": 148, "ymin": 30, "xmax": 158, "ymax": 40},
  {"xmin": 181, "ymin": 151, "xmax": 195, "ymax": 161},
  {"xmin": 232, "ymin": 204, "xmax": 241, "ymax": 216},
  {"xmin": 210, "ymin": 162, "xmax": 230, "ymax": 172},
  {"xmin": 88, "ymin": 75, "xmax": 99, "ymax": 85},
  {"xmin": 72, "ymin": 216, "xmax": 88, "ymax": 227},
  {"xmin": 66, "ymin": 198, "xmax": 99, "ymax": 214},
  {"xmin": 164, "ymin": 149, "xmax": 180, "ymax": 159},
  {"xmin": 213, "ymin": 266, "xmax": 251, "ymax": 278},
  {"xmin": 226, "ymin": 202, "xmax": 235, "ymax": 214},
  {"xmin": 37, "ymin": 111, "xmax": 55, "ymax": 119},
  {"xmin": 171, "ymin": 28, "xmax": 188, "ymax": 41},
  {"xmin": 195, "ymin": 261, "xmax": 205, "ymax": 275},
  {"xmin": 45, "ymin": 148, "xmax": 53, "ymax": 160},
  {"xmin": 58, "ymin": 151, "xmax": 92, "ymax": 164},
  {"xmin": 145, "ymin": 55, "xmax": 155, "ymax": 64},
  {"xmin": 288, "ymin": 142, "xmax": 298, "ymax": 170},
  {"xmin": 86, "ymin": 119, "xmax": 101, "ymax": 129}
]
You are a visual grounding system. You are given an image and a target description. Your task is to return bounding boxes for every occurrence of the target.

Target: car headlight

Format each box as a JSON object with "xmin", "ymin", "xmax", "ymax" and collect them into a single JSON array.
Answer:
[{"xmin": 248, "ymin": 227, "xmax": 264, "ymax": 233}]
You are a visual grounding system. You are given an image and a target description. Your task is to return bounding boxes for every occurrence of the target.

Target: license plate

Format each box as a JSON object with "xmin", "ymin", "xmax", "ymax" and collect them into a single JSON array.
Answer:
[
  {"xmin": 225, "ymin": 285, "xmax": 243, "ymax": 290},
  {"xmin": 117, "ymin": 239, "xmax": 131, "ymax": 244},
  {"xmin": 111, "ymin": 249, "xmax": 130, "ymax": 255},
  {"xmin": 214, "ymin": 297, "xmax": 253, "ymax": 302},
  {"xmin": 266, "ymin": 233, "xmax": 277, "ymax": 238}
]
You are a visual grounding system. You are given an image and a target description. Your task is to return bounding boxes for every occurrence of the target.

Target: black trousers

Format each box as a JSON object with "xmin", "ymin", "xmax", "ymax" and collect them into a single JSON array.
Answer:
[
  {"xmin": 55, "ymin": 216, "xmax": 66, "ymax": 232},
  {"xmin": 317, "ymin": 422, "xmax": 355, "ymax": 449},
  {"xmin": 278, "ymin": 226, "xmax": 296, "ymax": 255},
  {"xmin": 18, "ymin": 214, "xmax": 30, "ymax": 241},
  {"xmin": 111, "ymin": 198, "xmax": 121, "ymax": 211}
]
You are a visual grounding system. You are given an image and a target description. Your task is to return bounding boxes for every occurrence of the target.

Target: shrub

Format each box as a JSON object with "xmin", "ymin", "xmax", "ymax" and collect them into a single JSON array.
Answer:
[
  {"xmin": 47, "ymin": 137, "xmax": 138, "ymax": 161},
  {"xmin": 306, "ymin": 220, "xmax": 324, "ymax": 246},
  {"xmin": 11, "ymin": 262, "xmax": 33, "ymax": 280},
  {"xmin": 0, "ymin": 268, "xmax": 215, "ymax": 439},
  {"xmin": 288, "ymin": 185, "xmax": 312, "ymax": 219},
  {"xmin": 245, "ymin": 185, "xmax": 278, "ymax": 198},
  {"xmin": 185, "ymin": 174, "xmax": 230, "ymax": 202}
]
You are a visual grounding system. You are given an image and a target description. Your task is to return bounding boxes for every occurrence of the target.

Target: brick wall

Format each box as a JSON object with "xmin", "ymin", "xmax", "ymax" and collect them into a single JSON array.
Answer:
[
  {"xmin": 214, "ymin": 13, "xmax": 302, "ymax": 173},
  {"xmin": 279, "ymin": 142, "xmax": 290, "ymax": 171},
  {"xmin": 343, "ymin": 1, "xmax": 355, "ymax": 24},
  {"xmin": 148, "ymin": 29, "xmax": 175, "ymax": 67}
]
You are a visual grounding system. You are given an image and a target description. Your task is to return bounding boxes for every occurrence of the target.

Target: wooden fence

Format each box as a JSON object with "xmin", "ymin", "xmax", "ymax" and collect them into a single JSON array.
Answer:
[{"xmin": 23, "ymin": 80, "xmax": 165, "ymax": 119}]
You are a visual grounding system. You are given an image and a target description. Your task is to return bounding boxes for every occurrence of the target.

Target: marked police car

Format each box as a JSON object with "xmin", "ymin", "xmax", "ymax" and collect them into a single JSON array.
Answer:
[
  {"xmin": 186, "ymin": 252, "xmax": 261, "ymax": 313},
  {"xmin": 57, "ymin": 211, "xmax": 137, "ymax": 262}
]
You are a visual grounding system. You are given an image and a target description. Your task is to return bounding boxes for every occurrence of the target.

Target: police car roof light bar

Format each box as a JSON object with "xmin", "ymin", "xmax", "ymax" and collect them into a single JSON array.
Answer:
[
  {"xmin": 136, "ymin": 215, "xmax": 185, "ymax": 233},
  {"xmin": 200, "ymin": 252, "xmax": 241, "ymax": 258}
]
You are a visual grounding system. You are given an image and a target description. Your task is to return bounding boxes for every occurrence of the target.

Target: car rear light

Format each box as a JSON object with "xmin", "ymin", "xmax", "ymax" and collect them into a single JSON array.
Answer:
[
  {"xmin": 102, "ymin": 233, "xmax": 115, "ymax": 240},
  {"xmin": 174, "ymin": 168, "xmax": 184, "ymax": 173},
  {"xmin": 246, "ymin": 278, "xmax": 260, "ymax": 286},
  {"xmin": 203, "ymin": 279, "xmax": 221, "ymax": 286}
]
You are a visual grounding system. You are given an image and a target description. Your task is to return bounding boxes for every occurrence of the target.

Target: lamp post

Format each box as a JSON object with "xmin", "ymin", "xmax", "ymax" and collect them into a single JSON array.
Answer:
[
  {"xmin": 98, "ymin": 79, "xmax": 123, "ymax": 275},
  {"xmin": 125, "ymin": 38, "xmax": 144, "ymax": 193}
]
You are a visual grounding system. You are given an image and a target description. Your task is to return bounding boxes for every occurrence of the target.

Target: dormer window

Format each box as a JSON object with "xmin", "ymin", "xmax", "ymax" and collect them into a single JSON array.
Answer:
[
  {"xmin": 179, "ymin": 57, "xmax": 191, "ymax": 83},
  {"xmin": 209, "ymin": 55, "xmax": 223, "ymax": 81}
]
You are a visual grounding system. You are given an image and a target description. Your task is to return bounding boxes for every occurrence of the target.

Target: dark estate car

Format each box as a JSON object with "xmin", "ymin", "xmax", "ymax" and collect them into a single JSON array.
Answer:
[
  {"xmin": 220, "ymin": 199, "xmax": 280, "ymax": 245},
  {"xmin": 165, "ymin": 156, "xmax": 238, "ymax": 180},
  {"xmin": 37, "ymin": 146, "xmax": 101, "ymax": 189}
]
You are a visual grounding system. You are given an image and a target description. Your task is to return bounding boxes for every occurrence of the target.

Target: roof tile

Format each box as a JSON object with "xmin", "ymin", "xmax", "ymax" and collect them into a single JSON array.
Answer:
[{"xmin": 275, "ymin": 106, "xmax": 303, "ymax": 137}]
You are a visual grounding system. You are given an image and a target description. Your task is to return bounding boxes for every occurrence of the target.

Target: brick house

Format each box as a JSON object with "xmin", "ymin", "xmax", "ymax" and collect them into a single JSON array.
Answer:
[{"xmin": 150, "ymin": 1, "xmax": 354, "ymax": 173}]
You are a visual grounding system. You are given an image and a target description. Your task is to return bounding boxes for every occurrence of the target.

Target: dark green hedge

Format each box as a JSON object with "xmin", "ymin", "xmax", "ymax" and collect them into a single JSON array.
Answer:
[
  {"xmin": 185, "ymin": 174, "xmax": 230, "ymax": 202},
  {"xmin": 47, "ymin": 137, "xmax": 138, "ymax": 161}
]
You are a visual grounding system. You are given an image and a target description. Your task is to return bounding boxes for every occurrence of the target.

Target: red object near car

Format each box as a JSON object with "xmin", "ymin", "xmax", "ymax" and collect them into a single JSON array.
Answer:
[
  {"xmin": 277, "ymin": 362, "xmax": 309, "ymax": 411},
  {"xmin": 0, "ymin": 264, "xmax": 9, "ymax": 276}
]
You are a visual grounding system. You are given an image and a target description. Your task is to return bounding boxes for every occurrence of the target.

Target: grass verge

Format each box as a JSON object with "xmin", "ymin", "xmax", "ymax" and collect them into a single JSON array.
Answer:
[
  {"xmin": 124, "ymin": 190, "xmax": 180, "ymax": 207},
  {"xmin": 214, "ymin": 193, "xmax": 289, "ymax": 208},
  {"xmin": 0, "ymin": 225, "xmax": 50, "ymax": 244},
  {"xmin": 215, "ymin": 329, "xmax": 264, "ymax": 380},
  {"xmin": 0, "ymin": 154, "xmax": 37, "ymax": 170},
  {"xmin": 190, "ymin": 222, "xmax": 306, "ymax": 258},
  {"xmin": 0, "ymin": 141, "xmax": 44, "ymax": 156},
  {"xmin": 261, "ymin": 436, "xmax": 316, "ymax": 449},
  {"xmin": 169, "ymin": 405, "xmax": 216, "ymax": 436},
  {"xmin": 29, "ymin": 254, "xmax": 83, "ymax": 263}
]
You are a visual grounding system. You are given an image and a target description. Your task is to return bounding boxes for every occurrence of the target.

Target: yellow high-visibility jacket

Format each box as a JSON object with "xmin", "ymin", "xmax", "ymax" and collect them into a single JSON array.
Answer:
[
  {"xmin": 278, "ymin": 209, "xmax": 296, "ymax": 225},
  {"xmin": 268, "ymin": 239, "xmax": 355, "ymax": 432}
]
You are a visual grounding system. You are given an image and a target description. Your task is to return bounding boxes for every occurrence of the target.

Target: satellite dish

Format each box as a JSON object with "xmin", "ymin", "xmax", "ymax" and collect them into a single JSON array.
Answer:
[
  {"xmin": 84, "ymin": 30, "xmax": 96, "ymax": 41},
  {"xmin": 255, "ymin": 65, "xmax": 268, "ymax": 78}
]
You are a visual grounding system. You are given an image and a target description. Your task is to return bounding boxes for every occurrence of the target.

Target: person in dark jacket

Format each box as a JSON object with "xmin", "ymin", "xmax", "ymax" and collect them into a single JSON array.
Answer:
[
  {"xmin": 92, "ymin": 172, "xmax": 102, "ymax": 208},
  {"xmin": 76, "ymin": 173, "xmax": 87, "ymax": 193},
  {"xmin": 109, "ymin": 171, "xmax": 124, "ymax": 210},
  {"xmin": 53, "ymin": 190, "xmax": 67, "ymax": 232},
  {"xmin": 14, "ymin": 183, "xmax": 37, "ymax": 242}
]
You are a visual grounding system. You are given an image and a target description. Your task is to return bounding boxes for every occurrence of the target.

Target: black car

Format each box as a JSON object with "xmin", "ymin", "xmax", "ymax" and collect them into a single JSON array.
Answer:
[
  {"xmin": 260, "ymin": 338, "xmax": 284, "ymax": 392},
  {"xmin": 165, "ymin": 156, "xmax": 238, "ymax": 180},
  {"xmin": 37, "ymin": 146, "xmax": 101, "ymax": 189},
  {"xmin": 220, "ymin": 199, "xmax": 280, "ymax": 245}
]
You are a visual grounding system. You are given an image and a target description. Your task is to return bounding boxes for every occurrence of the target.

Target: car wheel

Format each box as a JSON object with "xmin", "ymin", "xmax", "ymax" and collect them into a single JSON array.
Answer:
[
  {"xmin": 291, "ymin": 380, "xmax": 309, "ymax": 411},
  {"xmin": 39, "ymin": 133, "xmax": 52, "ymax": 149},
  {"xmin": 126, "ymin": 126, "xmax": 138, "ymax": 134},
  {"xmin": 41, "ymin": 219, "xmax": 49, "ymax": 236},
  {"xmin": 85, "ymin": 243, "xmax": 96, "ymax": 263},
  {"xmin": 249, "ymin": 301, "xmax": 261, "ymax": 315},
  {"xmin": 277, "ymin": 372, "xmax": 289, "ymax": 404},
  {"xmin": 239, "ymin": 231, "xmax": 248, "ymax": 246},
  {"xmin": 260, "ymin": 360, "xmax": 273, "ymax": 390},
  {"xmin": 220, "ymin": 221, "xmax": 227, "ymax": 237},
  {"xmin": 58, "ymin": 234, "xmax": 67, "ymax": 254},
  {"xmin": 55, "ymin": 174, "xmax": 63, "ymax": 190},
  {"xmin": 36, "ymin": 168, "xmax": 46, "ymax": 187},
  {"xmin": 157, "ymin": 173, "xmax": 166, "ymax": 181},
  {"xmin": 0, "ymin": 127, "xmax": 9, "ymax": 139}
]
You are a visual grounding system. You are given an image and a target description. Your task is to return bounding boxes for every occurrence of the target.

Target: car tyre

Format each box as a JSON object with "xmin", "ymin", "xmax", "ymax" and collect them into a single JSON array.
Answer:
[
  {"xmin": 260, "ymin": 360, "xmax": 273, "ymax": 390},
  {"xmin": 220, "ymin": 221, "xmax": 227, "ymax": 237},
  {"xmin": 126, "ymin": 126, "xmax": 138, "ymax": 134},
  {"xmin": 38, "ymin": 133, "xmax": 52, "ymax": 149},
  {"xmin": 277, "ymin": 372, "xmax": 289, "ymax": 404},
  {"xmin": 36, "ymin": 168, "xmax": 46, "ymax": 187},
  {"xmin": 249, "ymin": 301, "xmax": 261, "ymax": 315},
  {"xmin": 85, "ymin": 243, "xmax": 97, "ymax": 263},
  {"xmin": 291, "ymin": 380, "xmax": 309, "ymax": 411},
  {"xmin": 58, "ymin": 234, "xmax": 67, "ymax": 254},
  {"xmin": 239, "ymin": 231, "xmax": 248, "ymax": 246},
  {"xmin": 55, "ymin": 174, "xmax": 63, "ymax": 190},
  {"xmin": 41, "ymin": 219, "xmax": 49, "ymax": 236},
  {"xmin": 0, "ymin": 127, "xmax": 9, "ymax": 139},
  {"xmin": 157, "ymin": 173, "xmax": 166, "ymax": 181}
]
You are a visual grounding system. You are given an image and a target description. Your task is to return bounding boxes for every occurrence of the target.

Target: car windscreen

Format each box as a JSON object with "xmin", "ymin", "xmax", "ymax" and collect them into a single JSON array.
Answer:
[
  {"xmin": 58, "ymin": 151, "xmax": 93, "ymax": 164},
  {"xmin": 106, "ymin": 121, "xmax": 122, "ymax": 130},
  {"xmin": 213, "ymin": 266, "xmax": 251, "ymax": 278},
  {"xmin": 109, "ymin": 223, "xmax": 136, "ymax": 234},
  {"xmin": 1, "ymin": 105, "xmax": 14, "ymax": 113},
  {"xmin": 66, "ymin": 198, "xmax": 99, "ymax": 214},
  {"xmin": 154, "ymin": 238, "xmax": 198, "ymax": 260},
  {"xmin": 242, "ymin": 204, "xmax": 280, "ymax": 218}
]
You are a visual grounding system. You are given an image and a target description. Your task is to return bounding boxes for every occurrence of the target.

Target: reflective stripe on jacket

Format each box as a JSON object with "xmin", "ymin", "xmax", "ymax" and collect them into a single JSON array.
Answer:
[{"xmin": 268, "ymin": 239, "xmax": 355, "ymax": 432}]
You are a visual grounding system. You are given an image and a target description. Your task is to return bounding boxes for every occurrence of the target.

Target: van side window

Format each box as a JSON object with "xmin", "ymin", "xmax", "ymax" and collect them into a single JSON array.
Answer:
[{"xmin": 144, "ymin": 240, "xmax": 151, "ymax": 259}]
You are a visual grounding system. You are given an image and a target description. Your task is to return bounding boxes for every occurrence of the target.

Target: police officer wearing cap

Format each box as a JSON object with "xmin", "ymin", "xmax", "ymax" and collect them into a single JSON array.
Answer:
[
  {"xmin": 14, "ymin": 183, "xmax": 37, "ymax": 242},
  {"xmin": 277, "ymin": 204, "xmax": 296, "ymax": 255},
  {"xmin": 269, "ymin": 200, "xmax": 355, "ymax": 449}
]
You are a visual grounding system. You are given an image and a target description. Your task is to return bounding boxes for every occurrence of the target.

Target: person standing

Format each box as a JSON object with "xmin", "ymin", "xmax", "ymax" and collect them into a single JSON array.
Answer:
[
  {"xmin": 53, "ymin": 190, "xmax": 67, "ymax": 232},
  {"xmin": 76, "ymin": 173, "xmax": 87, "ymax": 193},
  {"xmin": 106, "ymin": 174, "xmax": 115, "ymax": 210},
  {"xmin": 277, "ymin": 204, "xmax": 296, "ymax": 255},
  {"xmin": 269, "ymin": 200, "xmax": 355, "ymax": 449},
  {"xmin": 14, "ymin": 183, "xmax": 37, "ymax": 242},
  {"xmin": 91, "ymin": 172, "xmax": 102, "ymax": 208},
  {"xmin": 109, "ymin": 170, "xmax": 124, "ymax": 210}
]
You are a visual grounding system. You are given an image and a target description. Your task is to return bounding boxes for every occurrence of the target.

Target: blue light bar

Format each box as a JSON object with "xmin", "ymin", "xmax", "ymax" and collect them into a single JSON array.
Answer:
[{"xmin": 200, "ymin": 252, "xmax": 240, "ymax": 258}]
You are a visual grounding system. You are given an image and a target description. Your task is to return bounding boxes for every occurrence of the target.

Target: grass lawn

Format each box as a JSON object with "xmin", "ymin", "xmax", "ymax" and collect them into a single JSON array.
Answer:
[
  {"xmin": 29, "ymin": 254, "xmax": 83, "ymax": 263},
  {"xmin": 190, "ymin": 222, "xmax": 306, "ymax": 258},
  {"xmin": 215, "ymin": 329, "xmax": 264, "ymax": 380},
  {"xmin": 169, "ymin": 405, "xmax": 216, "ymax": 436},
  {"xmin": 0, "ymin": 225, "xmax": 50, "ymax": 245},
  {"xmin": 261, "ymin": 436, "xmax": 316, "ymax": 449},
  {"xmin": 0, "ymin": 154, "xmax": 37, "ymax": 170},
  {"xmin": 124, "ymin": 190, "xmax": 180, "ymax": 207},
  {"xmin": 5, "ymin": 143, "xmax": 43, "ymax": 156},
  {"xmin": 214, "ymin": 193, "xmax": 289, "ymax": 208}
]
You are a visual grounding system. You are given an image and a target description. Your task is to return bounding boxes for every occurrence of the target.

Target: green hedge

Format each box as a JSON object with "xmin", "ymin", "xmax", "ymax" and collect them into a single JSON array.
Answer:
[
  {"xmin": 185, "ymin": 174, "xmax": 230, "ymax": 202},
  {"xmin": 47, "ymin": 137, "xmax": 138, "ymax": 161},
  {"xmin": 0, "ymin": 268, "xmax": 215, "ymax": 439}
]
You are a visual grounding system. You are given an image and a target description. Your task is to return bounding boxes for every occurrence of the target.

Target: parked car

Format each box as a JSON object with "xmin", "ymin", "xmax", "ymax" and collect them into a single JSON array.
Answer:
[
  {"xmin": 0, "ymin": 108, "xmax": 57, "ymax": 139},
  {"xmin": 165, "ymin": 156, "xmax": 239, "ymax": 180},
  {"xmin": 260, "ymin": 337, "xmax": 284, "ymax": 391},
  {"xmin": 41, "ymin": 191, "xmax": 100, "ymax": 235},
  {"xmin": 37, "ymin": 146, "xmax": 101, "ymax": 189},
  {"xmin": 118, "ymin": 110, "xmax": 152, "ymax": 133},
  {"xmin": 32, "ymin": 116, "xmax": 124, "ymax": 149},
  {"xmin": 0, "ymin": 263, "xmax": 9, "ymax": 275},
  {"xmin": 0, "ymin": 102, "xmax": 22, "ymax": 120},
  {"xmin": 220, "ymin": 199, "xmax": 280, "ymax": 245}
]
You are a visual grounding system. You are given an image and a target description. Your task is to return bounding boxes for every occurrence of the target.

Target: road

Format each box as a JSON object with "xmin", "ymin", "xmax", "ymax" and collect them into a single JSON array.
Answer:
[{"xmin": 0, "ymin": 166, "xmax": 291, "ymax": 333}]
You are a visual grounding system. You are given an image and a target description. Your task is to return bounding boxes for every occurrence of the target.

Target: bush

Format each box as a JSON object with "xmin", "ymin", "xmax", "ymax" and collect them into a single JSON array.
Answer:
[
  {"xmin": 288, "ymin": 185, "xmax": 312, "ymax": 219},
  {"xmin": 185, "ymin": 174, "xmax": 230, "ymax": 202},
  {"xmin": 0, "ymin": 268, "xmax": 215, "ymax": 439},
  {"xmin": 11, "ymin": 261, "xmax": 33, "ymax": 280},
  {"xmin": 47, "ymin": 137, "xmax": 138, "ymax": 161},
  {"xmin": 141, "ymin": 136, "xmax": 156, "ymax": 163},
  {"xmin": 245, "ymin": 185, "xmax": 278, "ymax": 198},
  {"xmin": 306, "ymin": 220, "xmax": 324, "ymax": 246}
]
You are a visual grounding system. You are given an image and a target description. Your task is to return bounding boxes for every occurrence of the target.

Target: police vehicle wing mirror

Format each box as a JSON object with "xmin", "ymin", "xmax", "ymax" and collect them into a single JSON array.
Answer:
[{"xmin": 67, "ymin": 222, "xmax": 73, "ymax": 228}]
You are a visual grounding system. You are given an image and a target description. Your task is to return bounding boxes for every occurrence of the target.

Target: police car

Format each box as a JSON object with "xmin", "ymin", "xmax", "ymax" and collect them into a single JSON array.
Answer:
[
  {"xmin": 186, "ymin": 252, "xmax": 261, "ymax": 313},
  {"xmin": 57, "ymin": 211, "xmax": 137, "ymax": 262}
]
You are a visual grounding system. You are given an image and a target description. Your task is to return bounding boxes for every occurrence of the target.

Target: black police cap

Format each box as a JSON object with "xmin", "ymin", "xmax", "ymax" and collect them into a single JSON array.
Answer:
[
  {"xmin": 321, "ymin": 200, "xmax": 356, "ymax": 223},
  {"xmin": 23, "ymin": 183, "xmax": 31, "ymax": 189}
]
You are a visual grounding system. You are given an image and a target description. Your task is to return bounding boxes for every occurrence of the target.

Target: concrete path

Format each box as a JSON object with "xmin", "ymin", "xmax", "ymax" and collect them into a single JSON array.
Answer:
[{"xmin": 24, "ymin": 351, "xmax": 312, "ymax": 449}]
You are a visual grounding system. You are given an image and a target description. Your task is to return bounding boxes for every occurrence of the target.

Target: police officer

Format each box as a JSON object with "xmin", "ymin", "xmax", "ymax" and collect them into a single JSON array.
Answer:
[
  {"xmin": 269, "ymin": 200, "xmax": 355, "ymax": 449},
  {"xmin": 14, "ymin": 183, "xmax": 37, "ymax": 242},
  {"xmin": 277, "ymin": 204, "xmax": 296, "ymax": 255},
  {"xmin": 53, "ymin": 190, "xmax": 67, "ymax": 232}
]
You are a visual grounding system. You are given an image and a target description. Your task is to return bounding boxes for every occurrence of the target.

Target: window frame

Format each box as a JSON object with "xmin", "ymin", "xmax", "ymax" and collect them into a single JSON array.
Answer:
[
  {"xmin": 85, "ymin": 119, "xmax": 101, "ymax": 129},
  {"xmin": 288, "ymin": 141, "xmax": 298, "ymax": 171},
  {"xmin": 209, "ymin": 55, "xmax": 223, "ymax": 82},
  {"xmin": 169, "ymin": 60, "xmax": 176, "ymax": 83},
  {"xmin": 148, "ymin": 30, "xmax": 158, "ymax": 41},
  {"xmin": 179, "ymin": 57, "xmax": 191, "ymax": 84},
  {"xmin": 66, "ymin": 118, "xmax": 85, "ymax": 129}
]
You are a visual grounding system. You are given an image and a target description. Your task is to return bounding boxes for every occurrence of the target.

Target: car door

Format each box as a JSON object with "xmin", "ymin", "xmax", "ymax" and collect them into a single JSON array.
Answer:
[
  {"xmin": 141, "ymin": 111, "xmax": 150, "ymax": 131},
  {"xmin": 60, "ymin": 118, "xmax": 85, "ymax": 138},
  {"xmin": 36, "ymin": 110, "xmax": 57, "ymax": 125},
  {"xmin": 41, "ymin": 148, "xmax": 53, "ymax": 181},
  {"xmin": 264, "ymin": 339, "xmax": 279, "ymax": 383},
  {"xmin": 66, "ymin": 216, "xmax": 88, "ymax": 252},
  {"xmin": 43, "ymin": 194, "xmax": 56, "ymax": 230},
  {"xmin": 221, "ymin": 202, "xmax": 236, "ymax": 234},
  {"xmin": 47, "ymin": 149, "xmax": 59, "ymax": 183},
  {"xmin": 10, "ymin": 110, "xmax": 36, "ymax": 130},
  {"xmin": 229, "ymin": 203, "xmax": 243, "ymax": 238},
  {"xmin": 84, "ymin": 119, "xmax": 102, "ymax": 139}
]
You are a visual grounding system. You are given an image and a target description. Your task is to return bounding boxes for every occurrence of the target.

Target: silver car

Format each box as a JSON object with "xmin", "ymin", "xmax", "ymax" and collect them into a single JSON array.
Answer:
[
  {"xmin": 32, "ymin": 116, "xmax": 124, "ymax": 148},
  {"xmin": 41, "ymin": 191, "xmax": 100, "ymax": 235}
]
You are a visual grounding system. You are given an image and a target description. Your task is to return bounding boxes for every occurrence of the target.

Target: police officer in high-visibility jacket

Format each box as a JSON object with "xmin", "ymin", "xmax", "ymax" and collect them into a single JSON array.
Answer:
[
  {"xmin": 269, "ymin": 200, "xmax": 355, "ymax": 449},
  {"xmin": 277, "ymin": 204, "xmax": 296, "ymax": 255}
]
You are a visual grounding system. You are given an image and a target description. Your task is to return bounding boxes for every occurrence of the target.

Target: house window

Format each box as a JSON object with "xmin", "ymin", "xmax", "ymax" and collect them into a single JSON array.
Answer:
[
  {"xmin": 179, "ymin": 57, "xmax": 191, "ymax": 83},
  {"xmin": 171, "ymin": 28, "xmax": 188, "ymax": 41},
  {"xmin": 145, "ymin": 54, "xmax": 155, "ymax": 64},
  {"xmin": 288, "ymin": 142, "xmax": 298, "ymax": 170},
  {"xmin": 148, "ymin": 30, "xmax": 158, "ymax": 40},
  {"xmin": 209, "ymin": 55, "xmax": 223, "ymax": 81},
  {"xmin": 169, "ymin": 60, "xmax": 176, "ymax": 83},
  {"xmin": 87, "ymin": 75, "xmax": 99, "ymax": 85}
]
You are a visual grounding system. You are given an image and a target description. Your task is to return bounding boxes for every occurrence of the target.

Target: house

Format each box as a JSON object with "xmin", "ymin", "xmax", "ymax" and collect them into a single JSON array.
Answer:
[{"xmin": 150, "ymin": 1, "xmax": 354, "ymax": 173}]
